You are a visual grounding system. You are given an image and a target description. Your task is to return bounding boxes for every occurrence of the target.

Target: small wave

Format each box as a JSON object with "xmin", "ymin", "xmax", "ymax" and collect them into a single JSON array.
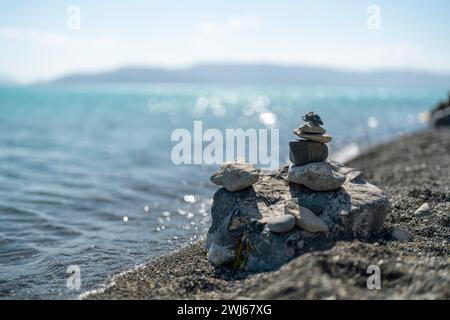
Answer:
[{"xmin": 0, "ymin": 242, "xmax": 41, "ymax": 264}]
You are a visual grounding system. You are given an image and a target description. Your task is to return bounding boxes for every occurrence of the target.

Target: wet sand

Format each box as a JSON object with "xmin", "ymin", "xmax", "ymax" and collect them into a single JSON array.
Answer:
[{"xmin": 84, "ymin": 128, "xmax": 450, "ymax": 300}]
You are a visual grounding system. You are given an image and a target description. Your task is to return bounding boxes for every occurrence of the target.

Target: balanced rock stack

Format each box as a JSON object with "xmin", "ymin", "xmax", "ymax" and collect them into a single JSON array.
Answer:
[
  {"xmin": 288, "ymin": 112, "xmax": 345, "ymax": 192},
  {"xmin": 265, "ymin": 113, "xmax": 341, "ymax": 235},
  {"xmin": 290, "ymin": 111, "xmax": 331, "ymax": 166},
  {"xmin": 206, "ymin": 111, "xmax": 389, "ymax": 271}
]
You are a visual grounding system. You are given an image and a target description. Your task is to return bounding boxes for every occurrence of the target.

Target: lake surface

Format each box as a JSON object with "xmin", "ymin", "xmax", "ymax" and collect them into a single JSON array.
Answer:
[{"xmin": 0, "ymin": 83, "xmax": 446, "ymax": 299}]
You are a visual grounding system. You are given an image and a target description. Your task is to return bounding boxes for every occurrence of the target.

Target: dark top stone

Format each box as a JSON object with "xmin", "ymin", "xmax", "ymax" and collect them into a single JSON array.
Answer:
[
  {"xmin": 289, "ymin": 139, "xmax": 328, "ymax": 166},
  {"xmin": 302, "ymin": 111, "xmax": 323, "ymax": 126}
]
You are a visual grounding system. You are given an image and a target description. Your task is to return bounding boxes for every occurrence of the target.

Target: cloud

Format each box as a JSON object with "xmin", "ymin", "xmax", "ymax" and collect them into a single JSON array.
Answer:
[
  {"xmin": 198, "ymin": 22, "xmax": 220, "ymax": 36},
  {"xmin": 88, "ymin": 36, "xmax": 118, "ymax": 49},
  {"xmin": 0, "ymin": 27, "xmax": 119, "ymax": 52},
  {"xmin": 0, "ymin": 28, "xmax": 67, "ymax": 45},
  {"xmin": 226, "ymin": 16, "xmax": 262, "ymax": 31},
  {"xmin": 193, "ymin": 15, "xmax": 263, "ymax": 49}
]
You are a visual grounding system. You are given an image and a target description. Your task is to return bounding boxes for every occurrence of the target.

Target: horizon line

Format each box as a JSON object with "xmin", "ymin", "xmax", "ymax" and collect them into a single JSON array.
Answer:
[{"xmin": 5, "ymin": 61, "xmax": 450, "ymax": 85}]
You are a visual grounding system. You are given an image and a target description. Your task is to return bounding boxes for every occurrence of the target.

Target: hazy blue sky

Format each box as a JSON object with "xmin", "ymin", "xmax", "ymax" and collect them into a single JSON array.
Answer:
[{"xmin": 1, "ymin": 0, "xmax": 450, "ymax": 82}]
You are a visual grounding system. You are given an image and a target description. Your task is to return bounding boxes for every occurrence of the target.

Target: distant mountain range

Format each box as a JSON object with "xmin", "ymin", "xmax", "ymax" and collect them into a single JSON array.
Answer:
[
  {"xmin": 52, "ymin": 64, "xmax": 450, "ymax": 86},
  {"xmin": 0, "ymin": 73, "xmax": 14, "ymax": 85}
]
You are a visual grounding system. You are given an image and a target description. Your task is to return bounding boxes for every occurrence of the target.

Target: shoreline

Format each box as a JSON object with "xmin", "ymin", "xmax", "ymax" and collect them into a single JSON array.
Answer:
[
  {"xmin": 332, "ymin": 126, "xmax": 430, "ymax": 165},
  {"xmin": 83, "ymin": 127, "xmax": 449, "ymax": 300}
]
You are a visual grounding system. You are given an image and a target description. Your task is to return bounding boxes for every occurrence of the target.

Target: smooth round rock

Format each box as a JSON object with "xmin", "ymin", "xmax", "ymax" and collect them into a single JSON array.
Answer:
[
  {"xmin": 289, "ymin": 140, "xmax": 328, "ymax": 166},
  {"xmin": 267, "ymin": 215, "xmax": 296, "ymax": 233},
  {"xmin": 285, "ymin": 200, "xmax": 329, "ymax": 233}
]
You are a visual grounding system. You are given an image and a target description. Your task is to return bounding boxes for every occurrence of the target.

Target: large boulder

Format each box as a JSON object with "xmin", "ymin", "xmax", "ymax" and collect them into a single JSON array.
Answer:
[
  {"xmin": 205, "ymin": 162, "xmax": 389, "ymax": 271},
  {"xmin": 433, "ymin": 109, "xmax": 450, "ymax": 127},
  {"xmin": 430, "ymin": 92, "xmax": 450, "ymax": 127}
]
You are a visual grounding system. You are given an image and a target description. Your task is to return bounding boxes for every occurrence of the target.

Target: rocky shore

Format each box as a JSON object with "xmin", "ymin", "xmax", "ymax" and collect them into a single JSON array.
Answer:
[{"xmin": 84, "ymin": 128, "xmax": 450, "ymax": 300}]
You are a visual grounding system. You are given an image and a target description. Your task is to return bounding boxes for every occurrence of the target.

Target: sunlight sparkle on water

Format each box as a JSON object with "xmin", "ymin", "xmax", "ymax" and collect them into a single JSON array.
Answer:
[
  {"xmin": 253, "ymin": 95, "xmax": 271, "ymax": 112},
  {"xmin": 193, "ymin": 97, "xmax": 209, "ymax": 117},
  {"xmin": 241, "ymin": 103, "xmax": 255, "ymax": 116},
  {"xmin": 367, "ymin": 116, "xmax": 379, "ymax": 129},
  {"xmin": 407, "ymin": 114, "xmax": 416, "ymax": 124},
  {"xmin": 183, "ymin": 195, "xmax": 197, "ymax": 203},
  {"xmin": 259, "ymin": 112, "xmax": 277, "ymax": 126}
]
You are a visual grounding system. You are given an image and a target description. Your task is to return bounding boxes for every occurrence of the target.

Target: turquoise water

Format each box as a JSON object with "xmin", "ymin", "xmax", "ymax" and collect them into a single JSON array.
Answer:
[{"xmin": 0, "ymin": 83, "xmax": 447, "ymax": 299}]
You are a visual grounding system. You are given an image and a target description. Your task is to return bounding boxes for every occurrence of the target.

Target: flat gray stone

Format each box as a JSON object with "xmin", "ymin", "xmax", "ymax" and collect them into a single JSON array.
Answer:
[
  {"xmin": 211, "ymin": 162, "xmax": 259, "ymax": 192},
  {"xmin": 267, "ymin": 215, "xmax": 296, "ymax": 233},
  {"xmin": 288, "ymin": 162, "xmax": 345, "ymax": 191},
  {"xmin": 298, "ymin": 121, "xmax": 326, "ymax": 134},
  {"xmin": 293, "ymin": 130, "xmax": 332, "ymax": 143},
  {"xmin": 285, "ymin": 200, "xmax": 329, "ymax": 233}
]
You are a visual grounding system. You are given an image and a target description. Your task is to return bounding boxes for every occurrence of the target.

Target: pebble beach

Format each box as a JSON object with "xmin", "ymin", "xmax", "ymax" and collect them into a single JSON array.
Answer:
[{"xmin": 84, "ymin": 127, "xmax": 450, "ymax": 300}]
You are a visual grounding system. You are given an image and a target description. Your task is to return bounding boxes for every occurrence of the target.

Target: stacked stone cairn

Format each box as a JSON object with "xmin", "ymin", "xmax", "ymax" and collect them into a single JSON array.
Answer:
[
  {"xmin": 206, "ymin": 112, "xmax": 389, "ymax": 270},
  {"xmin": 267, "ymin": 112, "xmax": 344, "ymax": 234},
  {"xmin": 290, "ymin": 111, "xmax": 330, "ymax": 165},
  {"xmin": 288, "ymin": 112, "xmax": 345, "ymax": 192}
]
